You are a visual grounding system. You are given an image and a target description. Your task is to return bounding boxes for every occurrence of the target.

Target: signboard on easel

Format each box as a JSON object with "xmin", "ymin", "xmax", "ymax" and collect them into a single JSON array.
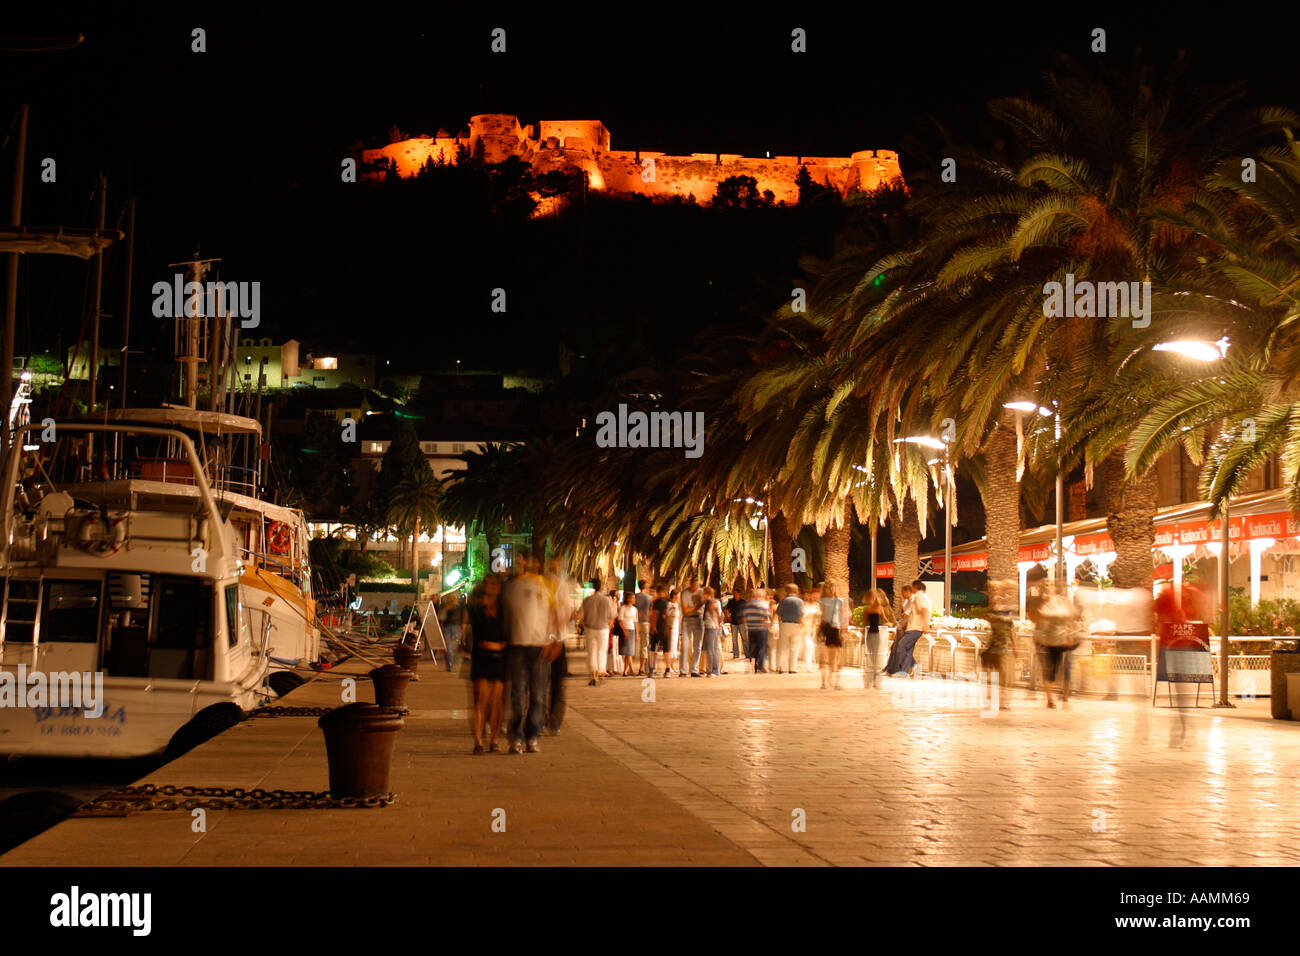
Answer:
[{"xmin": 1153, "ymin": 621, "xmax": 1213, "ymax": 707}]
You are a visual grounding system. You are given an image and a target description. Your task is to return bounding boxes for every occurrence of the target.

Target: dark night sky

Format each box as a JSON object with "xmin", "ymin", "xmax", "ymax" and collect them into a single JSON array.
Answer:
[{"xmin": 3, "ymin": 3, "xmax": 1298, "ymax": 375}]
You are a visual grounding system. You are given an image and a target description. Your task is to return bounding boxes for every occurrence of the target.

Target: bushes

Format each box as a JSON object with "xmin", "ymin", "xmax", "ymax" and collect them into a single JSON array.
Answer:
[{"xmin": 1227, "ymin": 590, "xmax": 1300, "ymax": 637}]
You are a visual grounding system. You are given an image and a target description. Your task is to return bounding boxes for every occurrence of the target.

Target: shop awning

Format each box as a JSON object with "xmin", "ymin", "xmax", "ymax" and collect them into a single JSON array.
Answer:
[{"xmin": 875, "ymin": 488, "xmax": 1300, "ymax": 578}]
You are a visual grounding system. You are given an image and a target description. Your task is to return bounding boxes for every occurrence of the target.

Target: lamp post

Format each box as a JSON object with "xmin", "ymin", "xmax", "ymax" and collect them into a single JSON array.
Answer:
[
  {"xmin": 1004, "ymin": 400, "xmax": 1059, "ymax": 587},
  {"xmin": 895, "ymin": 435, "xmax": 953, "ymax": 613},
  {"xmin": 1152, "ymin": 337, "xmax": 1234, "ymax": 708}
]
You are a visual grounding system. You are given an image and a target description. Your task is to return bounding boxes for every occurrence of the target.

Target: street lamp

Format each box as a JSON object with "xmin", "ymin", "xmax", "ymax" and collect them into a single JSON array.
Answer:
[
  {"xmin": 895, "ymin": 434, "xmax": 954, "ymax": 613},
  {"xmin": 1155, "ymin": 338, "xmax": 1232, "ymax": 706},
  {"xmin": 1004, "ymin": 398, "xmax": 1066, "ymax": 587}
]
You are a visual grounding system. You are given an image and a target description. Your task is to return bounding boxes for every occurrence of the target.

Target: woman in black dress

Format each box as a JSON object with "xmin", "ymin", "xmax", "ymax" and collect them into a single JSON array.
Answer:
[{"xmin": 466, "ymin": 574, "xmax": 508, "ymax": 753}]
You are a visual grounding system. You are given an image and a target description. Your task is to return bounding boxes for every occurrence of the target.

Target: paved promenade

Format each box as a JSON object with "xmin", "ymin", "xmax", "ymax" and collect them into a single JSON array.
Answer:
[{"xmin": 3, "ymin": 645, "xmax": 1298, "ymax": 866}]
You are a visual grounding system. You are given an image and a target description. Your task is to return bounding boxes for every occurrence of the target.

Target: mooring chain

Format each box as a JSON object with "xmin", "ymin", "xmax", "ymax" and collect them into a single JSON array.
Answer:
[
  {"xmin": 73, "ymin": 784, "xmax": 395, "ymax": 815},
  {"xmin": 248, "ymin": 705, "xmax": 336, "ymax": 718}
]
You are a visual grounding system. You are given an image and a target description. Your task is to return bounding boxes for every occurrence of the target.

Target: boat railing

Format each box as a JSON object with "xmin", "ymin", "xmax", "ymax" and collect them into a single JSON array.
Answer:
[
  {"xmin": 241, "ymin": 547, "xmax": 306, "ymax": 592},
  {"xmin": 2, "ymin": 422, "xmax": 229, "ymax": 564},
  {"xmin": 93, "ymin": 455, "xmax": 257, "ymax": 497}
]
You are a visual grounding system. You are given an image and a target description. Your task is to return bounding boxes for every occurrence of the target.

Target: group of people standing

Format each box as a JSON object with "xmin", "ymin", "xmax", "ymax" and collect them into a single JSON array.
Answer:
[
  {"xmin": 581, "ymin": 576, "xmax": 728, "ymax": 680},
  {"xmin": 581, "ymin": 579, "xmax": 855, "ymax": 689}
]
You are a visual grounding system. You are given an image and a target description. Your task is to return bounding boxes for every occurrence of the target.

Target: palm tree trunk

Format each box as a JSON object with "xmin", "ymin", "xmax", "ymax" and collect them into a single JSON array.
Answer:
[
  {"xmin": 984, "ymin": 411, "xmax": 1022, "ymax": 614},
  {"xmin": 1104, "ymin": 452, "xmax": 1157, "ymax": 590},
  {"xmin": 771, "ymin": 512, "xmax": 795, "ymax": 587},
  {"xmin": 411, "ymin": 516, "xmax": 421, "ymax": 599},
  {"xmin": 892, "ymin": 497, "xmax": 921, "ymax": 619},
  {"xmin": 823, "ymin": 501, "xmax": 852, "ymax": 599}
]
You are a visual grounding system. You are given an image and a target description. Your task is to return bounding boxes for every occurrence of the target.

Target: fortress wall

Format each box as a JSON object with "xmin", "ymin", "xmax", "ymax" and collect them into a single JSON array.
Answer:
[
  {"xmin": 469, "ymin": 113, "xmax": 527, "ymax": 163},
  {"xmin": 362, "ymin": 137, "xmax": 462, "ymax": 178},
  {"xmin": 538, "ymin": 120, "xmax": 610, "ymax": 150},
  {"xmin": 366, "ymin": 114, "xmax": 905, "ymax": 200}
]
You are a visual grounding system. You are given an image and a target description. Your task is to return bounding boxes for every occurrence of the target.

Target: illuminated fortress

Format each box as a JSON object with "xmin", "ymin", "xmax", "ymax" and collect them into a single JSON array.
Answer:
[{"xmin": 361, "ymin": 114, "xmax": 903, "ymax": 204}]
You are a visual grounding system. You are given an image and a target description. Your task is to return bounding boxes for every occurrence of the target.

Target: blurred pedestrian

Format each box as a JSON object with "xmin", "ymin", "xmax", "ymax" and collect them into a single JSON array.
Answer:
[
  {"xmin": 982, "ymin": 577, "xmax": 1016, "ymax": 710},
  {"xmin": 728, "ymin": 587, "xmax": 748, "ymax": 659},
  {"xmin": 583, "ymin": 575, "xmax": 616, "ymax": 685},
  {"xmin": 818, "ymin": 581, "xmax": 848, "ymax": 689},
  {"xmin": 440, "ymin": 591, "xmax": 463, "ymax": 672},
  {"xmin": 648, "ymin": 585, "xmax": 671, "ymax": 677},
  {"xmin": 701, "ymin": 586, "xmax": 724, "ymax": 677},
  {"xmin": 466, "ymin": 574, "xmax": 507, "ymax": 753},
  {"xmin": 801, "ymin": 584, "xmax": 821, "ymax": 673},
  {"xmin": 502, "ymin": 552, "xmax": 561, "ymax": 753},
  {"xmin": 616, "ymin": 592, "xmax": 639, "ymax": 676},
  {"xmin": 634, "ymin": 581, "xmax": 654, "ymax": 676},
  {"xmin": 861, "ymin": 588, "xmax": 895, "ymax": 689},
  {"xmin": 740, "ymin": 588, "xmax": 771, "ymax": 672},
  {"xmin": 776, "ymin": 583, "xmax": 803, "ymax": 673},
  {"xmin": 1030, "ymin": 579, "xmax": 1080, "ymax": 709},
  {"xmin": 542, "ymin": 557, "xmax": 572, "ymax": 736},
  {"xmin": 681, "ymin": 576, "xmax": 705, "ymax": 677},
  {"xmin": 665, "ymin": 587, "xmax": 682, "ymax": 676}
]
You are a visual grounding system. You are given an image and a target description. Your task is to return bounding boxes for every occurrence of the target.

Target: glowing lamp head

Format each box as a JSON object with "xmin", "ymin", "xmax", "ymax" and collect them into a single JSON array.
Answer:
[{"xmin": 1153, "ymin": 338, "xmax": 1229, "ymax": 362}]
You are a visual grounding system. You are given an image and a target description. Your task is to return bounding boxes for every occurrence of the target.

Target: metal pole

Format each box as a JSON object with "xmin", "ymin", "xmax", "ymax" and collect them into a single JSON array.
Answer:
[
  {"xmin": 944, "ymin": 449, "xmax": 952, "ymax": 614},
  {"xmin": 89, "ymin": 174, "xmax": 106, "ymax": 411},
  {"xmin": 1217, "ymin": 499, "xmax": 1234, "ymax": 708},
  {"xmin": 2, "ymin": 104, "xmax": 28, "ymax": 459},
  {"xmin": 761, "ymin": 508, "xmax": 771, "ymax": 587},
  {"xmin": 1055, "ymin": 410, "xmax": 1065, "ymax": 586},
  {"xmin": 119, "ymin": 197, "xmax": 135, "ymax": 409}
]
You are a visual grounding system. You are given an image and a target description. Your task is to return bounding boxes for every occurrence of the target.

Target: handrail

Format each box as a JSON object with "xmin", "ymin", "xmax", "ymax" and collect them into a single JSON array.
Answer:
[
  {"xmin": 242, "ymin": 547, "xmax": 306, "ymax": 590},
  {"xmin": 2, "ymin": 422, "xmax": 229, "ymax": 566}
]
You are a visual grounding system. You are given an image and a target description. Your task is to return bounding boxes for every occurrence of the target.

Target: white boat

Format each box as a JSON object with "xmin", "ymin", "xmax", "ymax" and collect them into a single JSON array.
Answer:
[{"xmin": 0, "ymin": 409, "xmax": 321, "ymax": 758}]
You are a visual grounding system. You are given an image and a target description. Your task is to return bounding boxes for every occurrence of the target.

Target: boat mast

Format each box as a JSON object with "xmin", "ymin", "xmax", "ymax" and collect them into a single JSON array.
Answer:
[
  {"xmin": 1, "ymin": 104, "xmax": 27, "ymax": 460},
  {"xmin": 168, "ymin": 254, "xmax": 218, "ymax": 410}
]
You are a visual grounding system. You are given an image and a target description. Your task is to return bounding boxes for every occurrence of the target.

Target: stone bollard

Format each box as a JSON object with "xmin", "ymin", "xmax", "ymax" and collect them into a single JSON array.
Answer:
[
  {"xmin": 317, "ymin": 703, "xmax": 405, "ymax": 799},
  {"xmin": 393, "ymin": 642, "xmax": 422, "ymax": 680},
  {"xmin": 369, "ymin": 664, "xmax": 413, "ymax": 712}
]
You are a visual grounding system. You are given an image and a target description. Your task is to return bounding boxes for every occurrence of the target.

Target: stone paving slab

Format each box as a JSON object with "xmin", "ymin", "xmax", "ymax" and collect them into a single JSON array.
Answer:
[
  {"xmin": 0, "ymin": 653, "xmax": 759, "ymax": 867},
  {"xmin": 3, "ymin": 645, "xmax": 1299, "ymax": 866}
]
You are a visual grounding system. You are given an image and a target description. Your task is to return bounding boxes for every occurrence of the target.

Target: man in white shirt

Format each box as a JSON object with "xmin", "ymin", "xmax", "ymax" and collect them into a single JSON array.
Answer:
[
  {"xmin": 502, "ymin": 553, "xmax": 563, "ymax": 752},
  {"xmin": 884, "ymin": 579, "xmax": 931, "ymax": 676},
  {"xmin": 582, "ymin": 575, "xmax": 616, "ymax": 684},
  {"xmin": 908, "ymin": 581, "xmax": 934, "ymax": 633}
]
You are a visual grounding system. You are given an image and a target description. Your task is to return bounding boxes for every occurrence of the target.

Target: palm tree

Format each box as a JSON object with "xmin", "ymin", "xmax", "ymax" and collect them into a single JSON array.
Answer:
[
  {"xmin": 839, "ymin": 53, "xmax": 1292, "ymax": 596},
  {"xmin": 440, "ymin": 442, "xmax": 526, "ymax": 559},
  {"xmin": 388, "ymin": 466, "xmax": 442, "ymax": 594},
  {"xmin": 1123, "ymin": 130, "xmax": 1300, "ymax": 509}
]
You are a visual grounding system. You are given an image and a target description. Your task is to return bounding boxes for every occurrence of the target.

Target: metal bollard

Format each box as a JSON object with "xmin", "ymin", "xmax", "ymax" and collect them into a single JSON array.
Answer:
[
  {"xmin": 393, "ymin": 642, "xmax": 422, "ymax": 680},
  {"xmin": 317, "ymin": 703, "xmax": 405, "ymax": 799},
  {"xmin": 369, "ymin": 664, "xmax": 413, "ymax": 712}
]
